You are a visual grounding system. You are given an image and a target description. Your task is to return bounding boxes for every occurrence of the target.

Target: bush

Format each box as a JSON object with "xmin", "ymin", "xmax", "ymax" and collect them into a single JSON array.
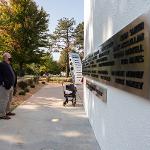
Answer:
[
  {"xmin": 19, "ymin": 90, "xmax": 26, "ymax": 95},
  {"xmin": 18, "ymin": 81, "xmax": 28, "ymax": 90},
  {"xmin": 27, "ymin": 79, "xmax": 33, "ymax": 86},
  {"xmin": 24, "ymin": 88, "xmax": 30, "ymax": 93},
  {"xmin": 42, "ymin": 81, "xmax": 45, "ymax": 84},
  {"xmin": 33, "ymin": 76, "xmax": 39, "ymax": 84},
  {"xmin": 30, "ymin": 85, "xmax": 35, "ymax": 88}
]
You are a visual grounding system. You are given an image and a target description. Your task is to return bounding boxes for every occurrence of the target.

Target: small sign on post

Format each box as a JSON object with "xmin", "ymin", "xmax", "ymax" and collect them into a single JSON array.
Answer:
[{"xmin": 86, "ymin": 80, "xmax": 107, "ymax": 102}]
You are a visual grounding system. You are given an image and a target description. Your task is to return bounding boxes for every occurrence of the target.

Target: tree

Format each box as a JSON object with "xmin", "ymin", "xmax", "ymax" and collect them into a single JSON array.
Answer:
[
  {"xmin": 37, "ymin": 52, "xmax": 60, "ymax": 75},
  {"xmin": 74, "ymin": 22, "xmax": 84, "ymax": 50},
  {"xmin": 50, "ymin": 17, "xmax": 75, "ymax": 77},
  {"xmin": 49, "ymin": 61, "xmax": 61, "ymax": 75},
  {"xmin": 39, "ymin": 52, "xmax": 53, "ymax": 74},
  {"xmin": 0, "ymin": 1, "xmax": 14, "ymax": 54},
  {"xmin": 74, "ymin": 22, "xmax": 84, "ymax": 59},
  {"xmin": 0, "ymin": 0, "xmax": 49, "ymax": 75},
  {"xmin": 58, "ymin": 50, "xmax": 68, "ymax": 71}
]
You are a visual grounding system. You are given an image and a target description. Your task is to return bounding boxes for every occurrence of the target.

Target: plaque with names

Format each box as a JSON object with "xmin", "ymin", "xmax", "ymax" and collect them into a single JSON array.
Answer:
[{"xmin": 83, "ymin": 10, "xmax": 150, "ymax": 99}]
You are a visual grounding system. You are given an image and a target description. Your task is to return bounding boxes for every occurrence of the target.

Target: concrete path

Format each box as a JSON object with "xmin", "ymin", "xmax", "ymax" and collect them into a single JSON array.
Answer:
[{"xmin": 0, "ymin": 84, "xmax": 100, "ymax": 150}]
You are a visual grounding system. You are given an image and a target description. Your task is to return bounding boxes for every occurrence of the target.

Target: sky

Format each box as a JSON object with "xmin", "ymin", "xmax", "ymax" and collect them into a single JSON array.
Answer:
[
  {"xmin": 34, "ymin": 0, "xmax": 84, "ymax": 61},
  {"xmin": 34, "ymin": 0, "xmax": 84, "ymax": 33}
]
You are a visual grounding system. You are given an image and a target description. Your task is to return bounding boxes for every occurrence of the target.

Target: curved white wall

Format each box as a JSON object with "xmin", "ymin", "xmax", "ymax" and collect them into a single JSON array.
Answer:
[{"xmin": 84, "ymin": 0, "xmax": 150, "ymax": 150}]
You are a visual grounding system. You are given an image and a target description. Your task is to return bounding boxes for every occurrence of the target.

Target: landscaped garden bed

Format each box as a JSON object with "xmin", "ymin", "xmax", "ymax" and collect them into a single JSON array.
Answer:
[{"xmin": 11, "ymin": 76, "xmax": 45, "ymax": 111}]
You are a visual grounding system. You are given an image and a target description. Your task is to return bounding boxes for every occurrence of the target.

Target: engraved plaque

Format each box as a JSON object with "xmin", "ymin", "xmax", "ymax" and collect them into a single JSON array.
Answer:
[
  {"xmin": 86, "ymin": 80, "xmax": 107, "ymax": 102},
  {"xmin": 83, "ymin": 10, "xmax": 150, "ymax": 99}
]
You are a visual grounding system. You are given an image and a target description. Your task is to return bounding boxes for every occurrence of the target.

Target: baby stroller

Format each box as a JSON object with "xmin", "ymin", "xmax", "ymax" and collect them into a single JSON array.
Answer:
[{"xmin": 62, "ymin": 83, "xmax": 77, "ymax": 106}]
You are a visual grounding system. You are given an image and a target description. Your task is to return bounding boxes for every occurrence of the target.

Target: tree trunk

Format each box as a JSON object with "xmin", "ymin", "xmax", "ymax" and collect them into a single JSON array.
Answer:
[
  {"xmin": 65, "ymin": 53, "xmax": 69, "ymax": 77},
  {"xmin": 65, "ymin": 30, "xmax": 70, "ymax": 78},
  {"xmin": 19, "ymin": 62, "xmax": 24, "ymax": 77}
]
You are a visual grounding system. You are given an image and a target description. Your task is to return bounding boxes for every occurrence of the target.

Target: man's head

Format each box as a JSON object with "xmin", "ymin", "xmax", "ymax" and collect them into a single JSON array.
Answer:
[{"xmin": 3, "ymin": 52, "xmax": 12, "ymax": 64}]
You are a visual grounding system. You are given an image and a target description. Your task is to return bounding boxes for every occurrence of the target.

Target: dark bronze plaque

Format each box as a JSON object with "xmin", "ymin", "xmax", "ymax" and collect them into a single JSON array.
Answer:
[
  {"xmin": 86, "ymin": 80, "xmax": 107, "ymax": 102},
  {"xmin": 83, "ymin": 10, "xmax": 150, "ymax": 99}
]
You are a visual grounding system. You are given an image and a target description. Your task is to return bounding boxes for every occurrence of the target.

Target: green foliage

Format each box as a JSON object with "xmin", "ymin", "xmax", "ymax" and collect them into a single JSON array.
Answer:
[
  {"xmin": 33, "ymin": 76, "xmax": 39, "ymax": 84},
  {"xmin": 39, "ymin": 52, "xmax": 53, "ymax": 73},
  {"xmin": 25, "ymin": 63, "xmax": 42, "ymax": 75},
  {"xmin": 50, "ymin": 18, "xmax": 75, "ymax": 77},
  {"xmin": 50, "ymin": 18, "xmax": 84, "ymax": 76},
  {"xmin": 19, "ymin": 90, "xmax": 26, "ymax": 95},
  {"xmin": 74, "ymin": 22, "xmax": 84, "ymax": 50},
  {"xmin": 27, "ymin": 78, "xmax": 34, "ymax": 86},
  {"xmin": 39, "ymin": 52, "xmax": 61, "ymax": 75},
  {"xmin": 18, "ymin": 81, "xmax": 28, "ymax": 90},
  {"xmin": 0, "ymin": 0, "xmax": 49, "ymax": 75},
  {"xmin": 25, "ymin": 64, "xmax": 36, "ymax": 75},
  {"xmin": 74, "ymin": 22, "xmax": 84, "ymax": 60},
  {"xmin": 30, "ymin": 84, "xmax": 35, "ymax": 88},
  {"xmin": 59, "ymin": 50, "xmax": 68, "ymax": 71},
  {"xmin": 24, "ymin": 88, "xmax": 30, "ymax": 93},
  {"xmin": 52, "ymin": 17, "xmax": 75, "ymax": 47},
  {"xmin": 0, "ymin": 1, "xmax": 14, "ymax": 53},
  {"xmin": 24, "ymin": 53, "xmax": 60, "ymax": 76},
  {"xmin": 50, "ymin": 61, "xmax": 61, "ymax": 75}
]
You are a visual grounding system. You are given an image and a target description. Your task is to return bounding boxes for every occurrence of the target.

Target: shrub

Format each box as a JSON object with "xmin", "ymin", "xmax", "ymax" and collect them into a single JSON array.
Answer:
[
  {"xmin": 18, "ymin": 81, "xmax": 28, "ymax": 90},
  {"xmin": 42, "ymin": 81, "xmax": 45, "ymax": 84},
  {"xmin": 30, "ymin": 85, "xmax": 35, "ymax": 88},
  {"xmin": 19, "ymin": 90, "xmax": 26, "ymax": 95},
  {"xmin": 27, "ymin": 79, "xmax": 33, "ymax": 86},
  {"xmin": 24, "ymin": 88, "xmax": 30, "ymax": 93},
  {"xmin": 33, "ymin": 76, "xmax": 39, "ymax": 84}
]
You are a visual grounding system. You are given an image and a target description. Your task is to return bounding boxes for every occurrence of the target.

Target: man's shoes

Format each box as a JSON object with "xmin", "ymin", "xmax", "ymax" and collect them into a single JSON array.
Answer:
[
  {"xmin": 6, "ymin": 112, "xmax": 16, "ymax": 116},
  {"xmin": 0, "ymin": 116, "xmax": 11, "ymax": 120}
]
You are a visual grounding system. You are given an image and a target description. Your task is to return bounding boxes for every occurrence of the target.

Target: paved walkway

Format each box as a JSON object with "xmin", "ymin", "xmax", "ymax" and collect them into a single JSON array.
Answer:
[{"xmin": 0, "ymin": 84, "xmax": 100, "ymax": 150}]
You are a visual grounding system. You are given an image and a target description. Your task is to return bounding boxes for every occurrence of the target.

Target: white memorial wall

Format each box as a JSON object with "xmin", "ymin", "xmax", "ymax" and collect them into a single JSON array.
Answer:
[{"xmin": 84, "ymin": 0, "xmax": 150, "ymax": 149}]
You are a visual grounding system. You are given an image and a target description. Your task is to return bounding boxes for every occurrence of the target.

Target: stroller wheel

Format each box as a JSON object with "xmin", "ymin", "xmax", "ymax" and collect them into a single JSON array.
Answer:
[
  {"xmin": 63, "ymin": 102, "xmax": 66, "ymax": 106},
  {"xmin": 73, "ymin": 102, "xmax": 76, "ymax": 107}
]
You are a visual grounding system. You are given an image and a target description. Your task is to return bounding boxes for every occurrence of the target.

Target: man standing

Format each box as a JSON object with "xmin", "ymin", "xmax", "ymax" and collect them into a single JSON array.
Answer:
[{"xmin": 0, "ymin": 52, "xmax": 16, "ymax": 120}]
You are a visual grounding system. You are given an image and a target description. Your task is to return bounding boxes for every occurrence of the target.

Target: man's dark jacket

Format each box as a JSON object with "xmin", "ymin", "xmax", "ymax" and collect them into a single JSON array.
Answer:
[{"xmin": 0, "ymin": 61, "xmax": 16, "ymax": 89}]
